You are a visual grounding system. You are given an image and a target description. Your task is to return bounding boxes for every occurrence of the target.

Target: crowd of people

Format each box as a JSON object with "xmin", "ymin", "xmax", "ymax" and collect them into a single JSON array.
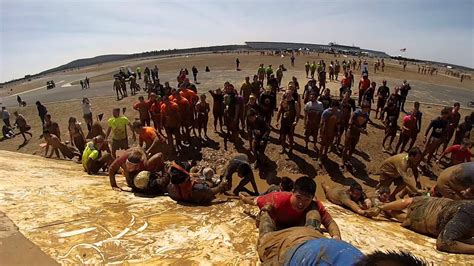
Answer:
[{"xmin": 1, "ymin": 54, "xmax": 473, "ymax": 263}]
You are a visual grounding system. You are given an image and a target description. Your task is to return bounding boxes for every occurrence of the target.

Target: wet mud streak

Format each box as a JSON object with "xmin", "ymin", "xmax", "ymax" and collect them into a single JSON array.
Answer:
[{"xmin": 0, "ymin": 151, "xmax": 471, "ymax": 264}]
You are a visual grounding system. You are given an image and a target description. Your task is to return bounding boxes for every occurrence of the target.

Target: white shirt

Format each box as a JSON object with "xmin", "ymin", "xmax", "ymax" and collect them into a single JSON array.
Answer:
[{"xmin": 82, "ymin": 102, "xmax": 92, "ymax": 115}]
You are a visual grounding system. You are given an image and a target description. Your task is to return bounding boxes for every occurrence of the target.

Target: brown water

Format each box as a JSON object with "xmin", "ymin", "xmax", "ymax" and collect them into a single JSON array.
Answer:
[{"xmin": 0, "ymin": 151, "xmax": 471, "ymax": 265}]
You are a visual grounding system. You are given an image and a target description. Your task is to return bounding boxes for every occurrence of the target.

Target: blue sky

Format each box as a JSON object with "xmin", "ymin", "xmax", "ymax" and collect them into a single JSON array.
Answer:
[{"xmin": 1, "ymin": 0, "xmax": 473, "ymax": 82}]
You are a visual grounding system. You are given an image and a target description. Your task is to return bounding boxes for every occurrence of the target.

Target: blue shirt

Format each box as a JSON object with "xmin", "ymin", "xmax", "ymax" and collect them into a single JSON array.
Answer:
[{"xmin": 285, "ymin": 238, "xmax": 364, "ymax": 266}]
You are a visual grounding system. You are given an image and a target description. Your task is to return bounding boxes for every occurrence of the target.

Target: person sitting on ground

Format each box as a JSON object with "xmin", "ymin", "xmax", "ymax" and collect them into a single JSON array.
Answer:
[
  {"xmin": 43, "ymin": 130, "xmax": 81, "ymax": 160},
  {"xmin": 256, "ymin": 176, "xmax": 341, "ymax": 239},
  {"xmin": 432, "ymin": 162, "xmax": 474, "ymax": 200},
  {"xmin": 222, "ymin": 153, "xmax": 259, "ymax": 196},
  {"xmin": 82, "ymin": 135, "xmax": 113, "ymax": 174},
  {"xmin": 377, "ymin": 147, "xmax": 425, "ymax": 201},
  {"xmin": 375, "ymin": 196, "xmax": 474, "ymax": 254},
  {"xmin": 167, "ymin": 161, "xmax": 228, "ymax": 205},
  {"xmin": 132, "ymin": 120, "xmax": 165, "ymax": 156},
  {"xmin": 239, "ymin": 177, "xmax": 294, "ymax": 205},
  {"xmin": 108, "ymin": 148, "xmax": 163, "ymax": 191},
  {"xmin": 322, "ymin": 181, "xmax": 379, "ymax": 218},
  {"xmin": 436, "ymin": 139, "xmax": 472, "ymax": 166}
]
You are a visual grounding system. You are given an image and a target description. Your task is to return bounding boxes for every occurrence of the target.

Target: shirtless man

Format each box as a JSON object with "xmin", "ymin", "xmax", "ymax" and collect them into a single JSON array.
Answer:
[
  {"xmin": 376, "ymin": 196, "xmax": 474, "ymax": 254},
  {"xmin": 395, "ymin": 110, "xmax": 418, "ymax": 154},
  {"xmin": 44, "ymin": 113, "xmax": 61, "ymax": 140},
  {"xmin": 319, "ymin": 101, "xmax": 341, "ymax": 164},
  {"xmin": 432, "ymin": 162, "xmax": 474, "ymax": 200},
  {"xmin": 259, "ymin": 86, "xmax": 276, "ymax": 125},
  {"xmin": 381, "ymin": 102, "xmax": 399, "ymax": 152},
  {"xmin": 442, "ymin": 102, "xmax": 461, "ymax": 152},
  {"xmin": 209, "ymin": 89, "xmax": 224, "ymax": 132},
  {"xmin": 167, "ymin": 161, "xmax": 228, "ymax": 205},
  {"xmin": 276, "ymin": 90, "xmax": 298, "ymax": 154},
  {"xmin": 113, "ymin": 77, "xmax": 123, "ymax": 100},
  {"xmin": 247, "ymin": 109, "xmax": 270, "ymax": 170},
  {"xmin": 423, "ymin": 108, "xmax": 450, "ymax": 165},
  {"xmin": 322, "ymin": 182, "xmax": 380, "ymax": 217},
  {"xmin": 375, "ymin": 80, "xmax": 390, "ymax": 119},
  {"xmin": 377, "ymin": 147, "xmax": 425, "ymax": 200},
  {"xmin": 256, "ymin": 176, "xmax": 341, "ymax": 238},
  {"xmin": 342, "ymin": 104, "xmax": 370, "ymax": 169},
  {"xmin": 108, "ymin": 148, "xmax": 164, "ymax": 192},
  {"xmin": 335, "ymin": 92, "xmax": 356, "ymax": 150},
  {"xmin": 408, "ymin": 102, "xmax": 423, "ymax": 150},
  {"xmin": 43, "ymin": 130, "xmax": 81, "ymax": 160},
  {"xmin": 222, "ymin": 153, "xmax": 259, "ymax": 196},
  {"xmin": 304, "ymin": 93, "xmax": 324, "ymax": 150},
  {"xmin": 240, "ymin": 76, "xmax": 252, "ymax": 104}
]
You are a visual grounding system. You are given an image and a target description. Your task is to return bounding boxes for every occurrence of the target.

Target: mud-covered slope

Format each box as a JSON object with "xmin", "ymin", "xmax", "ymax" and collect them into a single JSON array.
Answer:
[{"xmin": 0, "ymin": 151, "xmax": 470, "ymax": 265}]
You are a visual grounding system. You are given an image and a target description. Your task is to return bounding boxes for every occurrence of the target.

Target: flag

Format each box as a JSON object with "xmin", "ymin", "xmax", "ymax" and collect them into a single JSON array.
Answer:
[{"xmin": 400, "ymin": 48, "xmax": 406, "ymax": 52}]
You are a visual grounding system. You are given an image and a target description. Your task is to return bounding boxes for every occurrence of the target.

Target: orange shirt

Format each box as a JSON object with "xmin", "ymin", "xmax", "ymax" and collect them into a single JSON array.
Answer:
[
  {"xmin": 139, "ymin": 127, "xmax": 157, "ymax": 146},
  {"xmin": 149, "ymin": 100, "xmax": 162, "ymax": 118},
  {"xmin": 133, "ymin": 101, "xmax": 151, "ymax": 119},
  {"xmin": 172, "ymin": 97, "xmax": 190, "ymax": 114},
  {"xmin": 161, "ymin": 102, "xmax": 180, "ymax": 127},
  {"xmin": 180, "ymin": 89, "xmax": 197, "ymax": 105}
]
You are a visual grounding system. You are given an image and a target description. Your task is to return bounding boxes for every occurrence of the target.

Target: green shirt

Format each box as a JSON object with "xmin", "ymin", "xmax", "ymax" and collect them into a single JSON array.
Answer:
[
  {"xmin": 108, "ymin": 116, "xmax": 129, "ymax": 140},
  {"xmin": 82, "ymin": 141, "xmax": 100, "ymax": 169}
]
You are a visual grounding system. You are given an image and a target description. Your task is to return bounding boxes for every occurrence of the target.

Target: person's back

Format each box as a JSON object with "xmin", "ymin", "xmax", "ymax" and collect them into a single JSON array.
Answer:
[
  {"xmin": 380, "ymin": 153, "xmax": 408, "ymax": 178},
  {"xmin": 403, "ymin": 196, "xmax": 461, "ymax": 236}
]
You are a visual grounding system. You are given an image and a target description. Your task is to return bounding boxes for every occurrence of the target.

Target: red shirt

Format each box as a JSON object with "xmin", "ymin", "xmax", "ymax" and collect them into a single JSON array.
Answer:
[
  {"xmin": 256, "ymin": 191, "xmax": 332, "ymax": 229},
  {"xmin": 402, "ymin": 115, "xmax": 417, "ymax": 135},
  {"xmin": 359, "ymin": 78, "xmax": 370, "ymax": 92},
  {"xmin": 341, "ymin": 77, "xmax": 351, "ymax": 87},
  {"xmin": 445, "ymin": 145, "xmax": 472, "ymax": 163}
]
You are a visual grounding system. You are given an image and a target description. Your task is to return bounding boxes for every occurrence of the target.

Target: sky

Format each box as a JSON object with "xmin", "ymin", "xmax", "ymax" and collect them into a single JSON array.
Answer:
[{"xmin": 1, "ymin": 0, "xmax": 473, "ymax": 82}]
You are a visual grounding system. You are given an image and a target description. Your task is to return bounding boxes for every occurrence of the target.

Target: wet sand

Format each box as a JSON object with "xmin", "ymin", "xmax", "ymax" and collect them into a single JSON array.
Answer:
[{"xmin": 0, "ymin": 150, "xmax": 472, "ymax": 265}]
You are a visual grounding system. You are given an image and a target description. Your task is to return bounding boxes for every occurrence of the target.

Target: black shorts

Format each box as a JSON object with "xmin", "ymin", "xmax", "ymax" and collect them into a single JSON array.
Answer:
[{"xmin": 280, "ymin": 124, "xmax": 294, "ymax": 135}]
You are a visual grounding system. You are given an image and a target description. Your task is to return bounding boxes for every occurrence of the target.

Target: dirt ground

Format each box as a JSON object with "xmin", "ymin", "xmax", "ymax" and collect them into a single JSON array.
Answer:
[
  {"xmin": 0, "ymin": 53, "xmax": 473, "ymax": 264},
  {"xmin": 1, "ymin": 52, "xmax": 473, "ymax": 194}
]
